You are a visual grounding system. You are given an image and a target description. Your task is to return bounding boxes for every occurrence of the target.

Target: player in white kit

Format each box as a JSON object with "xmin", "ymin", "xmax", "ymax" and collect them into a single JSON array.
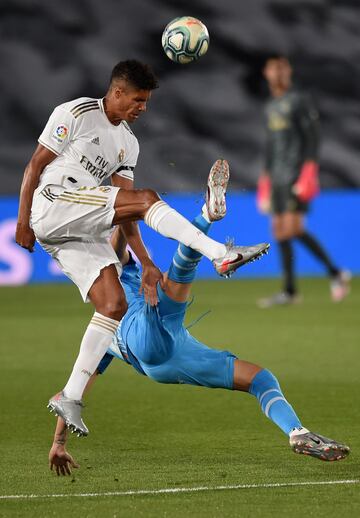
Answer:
[{"xmin": 16, "ymin": 60, "xmax": 269, "ymax": 435}]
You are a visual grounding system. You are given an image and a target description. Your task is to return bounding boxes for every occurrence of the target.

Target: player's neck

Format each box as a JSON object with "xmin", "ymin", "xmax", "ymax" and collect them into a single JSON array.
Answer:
[
  {"xmin": 270, "ymin": 83, "xmax": 291, "ymax": 98},
  {"xmin": 103, "ymin": 97, "xmax": 122, "ymax": 126}
]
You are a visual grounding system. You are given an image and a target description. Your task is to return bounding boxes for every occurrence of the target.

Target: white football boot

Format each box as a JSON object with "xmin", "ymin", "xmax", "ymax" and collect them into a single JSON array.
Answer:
[
  {"xmin": 48, "ymin": 392, "xmax": 89, "ymax": 437},
  {"xmin": 290, "ymin": 429, "xmax": 350, "ymax": 461},
  {"xmin": 206, "ymin": 158, "xmax": 230, "ymax": 221},
  {"xmin": 213, "ymin": 242, "xmax": 270, "ymax": 278}
]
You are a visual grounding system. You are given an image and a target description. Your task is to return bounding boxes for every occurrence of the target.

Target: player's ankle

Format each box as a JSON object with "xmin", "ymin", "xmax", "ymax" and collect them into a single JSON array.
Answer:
[{"xmin": 289, "ymin": 426, "xmax": 310, "ymax": 438}]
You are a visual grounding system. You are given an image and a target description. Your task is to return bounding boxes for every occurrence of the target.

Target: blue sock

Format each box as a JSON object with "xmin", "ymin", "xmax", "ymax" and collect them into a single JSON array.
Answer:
[
  {"xmin": 168, "ymin": 213, "xmax": 211, "ymax": 284},
  {"xmin": 249, "ymin": 369, "xmax": 302, "ymax": 436}
]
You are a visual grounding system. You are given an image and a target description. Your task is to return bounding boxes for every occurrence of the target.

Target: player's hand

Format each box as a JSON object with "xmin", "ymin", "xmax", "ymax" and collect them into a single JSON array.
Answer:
[
  {"xmin": 140, "ymin": 260, "xmax": 164, "ymax": 306},
  {"xmin": 49, "ymin": 443, "xmax": 79, "ymax": 476},
  {"xmin": 257, "ymin": 199, "xmax": 271, "ymax": 214},
  {"xmin": 293, "ymin": 161, "xmax": 320, "ymax": 202},
  {"xmin": 15, "ymin": 223, "xmax": 36, "ymax": 253},
  {"xmin": 256, "ymin": 175, "xmax": 271, "ymax": 214}
]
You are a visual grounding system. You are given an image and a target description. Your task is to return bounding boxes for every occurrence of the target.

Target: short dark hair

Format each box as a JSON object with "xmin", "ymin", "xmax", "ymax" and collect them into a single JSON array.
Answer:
[
  {"xmin": 110, "ymin": 60, "xmax": 159, "ymax": 91},
  {"xmin": 263, "ymin": 54, "xmax": 291, "ymax": 67}
]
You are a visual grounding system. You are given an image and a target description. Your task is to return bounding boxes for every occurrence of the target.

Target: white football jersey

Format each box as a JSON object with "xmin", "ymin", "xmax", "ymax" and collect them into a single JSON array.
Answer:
[{"xmin": 37, "ymin": 97, "xmax": 139, "ymax": 190}]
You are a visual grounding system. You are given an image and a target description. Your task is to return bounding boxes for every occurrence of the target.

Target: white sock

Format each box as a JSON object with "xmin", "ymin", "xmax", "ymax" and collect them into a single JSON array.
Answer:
[
  {"xmin": 201, "ymin": 203, "xmax": 211, "ymax": 223},
  {"xmin": 144, "ymin": 200, "xmax": 226, "ymax": 260},
  {"xmin": 63, "ymin": 312, "xmax": 119, "ymax": 400},
  {"xmin": 289, "ymin": 426, "xmax": 310, "ymax": 437}
]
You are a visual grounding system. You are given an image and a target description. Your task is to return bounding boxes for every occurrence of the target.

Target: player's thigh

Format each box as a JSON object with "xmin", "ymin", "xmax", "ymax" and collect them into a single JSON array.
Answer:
[
  {"xmin": 40, "ymin": 238, "xmax": 122, "ymax": 303},
  {"xmin": 271, "ymin": 214, "xmax": 284, "ymax": 238},
  {"xmin": 32, "ymin": 185, "xmax": 119, "ymax": 242},
  {"xmin": 88, "ymin": 265, "xmax": 127, "ymax": 318},
  {"xmin": 112, "ymin": 188, "xmax": 160, "ymax": 224},
  {"xmin": 272, "ymin": 212, "xmax": 303, "ymax": 240},
  {"xmin": 157, "ymin": 284, "xmax": 188, "ymax": 319},
  {"xmin": 126, "ymin": 306, "xmax": 175, "ymax": 365},
  {"xmin": 140, "ymin": 337, "xmax": 237, "ymax": 389},
  {"xmin": 282, "ymin": 212, "xmax": 304, "ymax": 238},
  {"xmin": 292, "ymin": 212, "xmax": 305, "ymax": 235},
  {"xmin": 126, "ymin": 288, "xmax": 187, "ymax": 365}
]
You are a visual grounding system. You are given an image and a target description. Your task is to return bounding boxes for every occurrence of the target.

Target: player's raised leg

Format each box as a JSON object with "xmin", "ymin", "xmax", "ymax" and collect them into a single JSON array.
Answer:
[
  {"xmin": 164, "ymin": 158, "xmax": 229, "ymax": 303},
  {"xmin": 233, "ymin": 361, "xmax": 350, "ymax": 461},
  {"xmin": 112, "ymin": 177, "xmax": 269, "ymax": 280}
]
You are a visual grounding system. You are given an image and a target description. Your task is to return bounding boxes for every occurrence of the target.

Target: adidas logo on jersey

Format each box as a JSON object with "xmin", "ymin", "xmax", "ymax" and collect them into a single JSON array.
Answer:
[{"xmin": 91, "ymin": 136, "xmax": 100, "ymax": 145}]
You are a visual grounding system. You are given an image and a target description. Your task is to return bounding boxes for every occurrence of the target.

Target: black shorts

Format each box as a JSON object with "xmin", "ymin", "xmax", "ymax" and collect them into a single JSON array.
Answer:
[{"xmin": 271, "ymin": 185, "xmax": 309, "ymax": 214}]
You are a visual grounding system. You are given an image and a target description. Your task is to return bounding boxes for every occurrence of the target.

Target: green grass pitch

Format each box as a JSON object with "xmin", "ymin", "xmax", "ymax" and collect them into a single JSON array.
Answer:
[{"xmin": 0, "ymin": 278, "xmax": 359, "ymax": 517}]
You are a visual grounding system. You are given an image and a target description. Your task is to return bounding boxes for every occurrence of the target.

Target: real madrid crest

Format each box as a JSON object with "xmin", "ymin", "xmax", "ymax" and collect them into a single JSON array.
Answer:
[{"xmin": 118, "ymin": 149, "xmax": 125, "ymax": 163}]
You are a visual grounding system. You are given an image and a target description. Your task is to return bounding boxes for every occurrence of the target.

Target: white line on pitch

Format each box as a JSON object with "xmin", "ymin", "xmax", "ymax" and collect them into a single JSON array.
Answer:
[{"xmin": 0, "ymin": 479, "xmax": 359, "ymax": 500}]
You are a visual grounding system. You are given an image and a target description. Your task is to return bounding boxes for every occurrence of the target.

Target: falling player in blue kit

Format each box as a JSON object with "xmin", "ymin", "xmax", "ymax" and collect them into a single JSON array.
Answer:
[{"xmin": 48, "ymin": 160, "xmax": 349, "ymax": 476}]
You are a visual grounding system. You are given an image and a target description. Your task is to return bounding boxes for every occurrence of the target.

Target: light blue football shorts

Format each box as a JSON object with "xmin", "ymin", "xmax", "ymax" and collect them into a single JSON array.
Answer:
[{"xmin": 122, "ymin": 285, "xmax": 237, "ymax": 390}]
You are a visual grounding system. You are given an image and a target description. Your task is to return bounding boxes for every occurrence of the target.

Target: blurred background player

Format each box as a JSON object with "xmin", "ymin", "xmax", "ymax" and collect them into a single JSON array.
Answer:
[
  {"xmin": 256, "ymin": 56, "xmax": 350, "ymax": 308},
  {"xmin": 48, "ymin": 160, "xmax": 348, "ymax": 475}
]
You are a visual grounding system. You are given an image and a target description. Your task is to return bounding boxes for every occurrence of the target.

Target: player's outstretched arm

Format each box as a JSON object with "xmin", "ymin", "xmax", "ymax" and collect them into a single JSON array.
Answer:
[
  {"xmin": 111, "ymin": 174, "xmax": 164, "ymax": 305},
  {"xmin": 16, "ymin": 144, "xmax": 57, "ymax": 252},
  {"xmin": 121, "ymin": 220, "xmax": 164, "ymax": 304},
  {"xmin": 49, "ymin": 417, "xmax": 79, "ymax": 476},
  {"xmin": 110, "ymin": 225, "xmax": 129, "ymax": 264}
]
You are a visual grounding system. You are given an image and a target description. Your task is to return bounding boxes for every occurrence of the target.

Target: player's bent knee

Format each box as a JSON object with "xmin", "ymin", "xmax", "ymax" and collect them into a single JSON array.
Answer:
[
  {"xmin": 98, "ymin": 298, "xmax": 128, "ymax": 321},
  {"xmin": 233, "ymin": 360, "xmax": 263, "ymax": 392},
  {"xmin": 275, "ymin": 230, "xmax": 293, "ymax": 240},
  {"xmin": 141, "ymin": 189, "xmax": 161, "ymax": 211}
]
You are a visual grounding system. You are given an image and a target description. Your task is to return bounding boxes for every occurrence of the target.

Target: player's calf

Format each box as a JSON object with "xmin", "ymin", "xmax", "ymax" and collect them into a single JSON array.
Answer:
[
  {"xmin": 249, "ymin": 369, "xmax": 350, "ymax": 462},
  {"xmin": 167, "ymin": 159, "xmax": 228, "ymax": 286}
]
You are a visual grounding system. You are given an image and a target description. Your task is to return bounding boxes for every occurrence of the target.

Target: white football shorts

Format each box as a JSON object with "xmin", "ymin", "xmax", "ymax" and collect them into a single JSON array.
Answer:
[{"xmin": 31, "ymin": 184, "xmax": 122, "ymax": 302}]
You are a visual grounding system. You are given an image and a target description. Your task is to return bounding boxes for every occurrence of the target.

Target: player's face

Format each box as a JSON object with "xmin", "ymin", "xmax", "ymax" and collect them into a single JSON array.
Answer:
[
  {"xmin": 263, "ymin": 58, "xmax": 292, "ymax": 90},
  {"xmin": 113, "ymin": 84, "xmax": 152, "ymax": 123}
]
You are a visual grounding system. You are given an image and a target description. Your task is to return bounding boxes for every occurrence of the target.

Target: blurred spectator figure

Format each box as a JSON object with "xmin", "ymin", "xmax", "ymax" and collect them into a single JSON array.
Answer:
[{"xmin": 256, "ymin": 56, "xmax": 350, "ymax": 307}]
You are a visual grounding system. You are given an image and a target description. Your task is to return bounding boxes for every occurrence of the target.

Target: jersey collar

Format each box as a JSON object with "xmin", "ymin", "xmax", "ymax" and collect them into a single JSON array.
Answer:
[{"xmin": 98, "ymin": 97, "xmax": 114, "ymax": 126}]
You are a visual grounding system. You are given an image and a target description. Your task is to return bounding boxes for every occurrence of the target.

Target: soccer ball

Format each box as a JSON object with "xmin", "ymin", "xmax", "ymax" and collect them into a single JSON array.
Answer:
[{"xmin": 162, "ymin": 16, "xmax": 209, "ymax": 64}]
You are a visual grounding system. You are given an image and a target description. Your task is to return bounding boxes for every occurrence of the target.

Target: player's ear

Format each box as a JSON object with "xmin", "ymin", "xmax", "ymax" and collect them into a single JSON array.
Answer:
[
  {"xmin": 114, "ymin": 86, "xmax": 125, "ymax": 98},
  {"xmin": 112, "ymin": 80, "xmax": 128, "ymax": 98}
]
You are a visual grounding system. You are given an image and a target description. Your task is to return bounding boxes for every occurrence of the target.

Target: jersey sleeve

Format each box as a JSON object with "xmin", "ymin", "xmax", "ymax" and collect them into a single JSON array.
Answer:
[
  {"xmin": 38, "ymin": 106, "xmax": 76, "ymax": 156},
  {"xmin": 295, "ymin": 94, "xmax": 320, "ymax": 162},
  {"xmin": 115, "ymin": 136, "xmax": 139, "ymax": 182}
]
